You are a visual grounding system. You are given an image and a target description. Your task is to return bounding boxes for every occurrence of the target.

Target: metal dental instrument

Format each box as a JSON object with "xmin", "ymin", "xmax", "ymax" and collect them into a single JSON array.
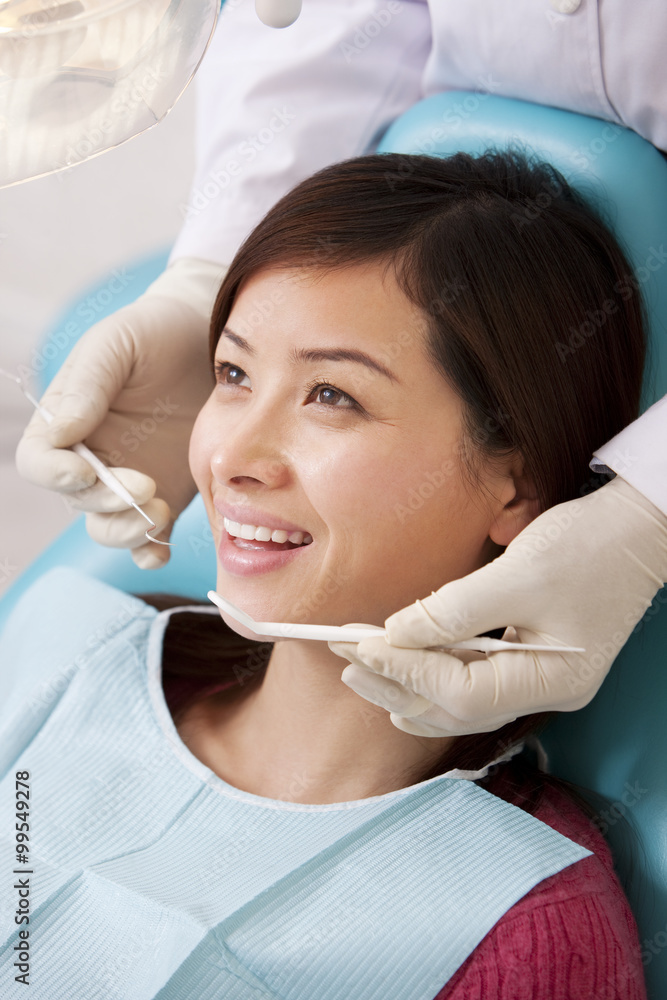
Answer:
[
  {"xmin": 207, "ymin": 590, "xmax": 586, "ymax": 650},
  {"xmin": 1, "ymin": 367, "xmax": 172, "ymax": 548}
]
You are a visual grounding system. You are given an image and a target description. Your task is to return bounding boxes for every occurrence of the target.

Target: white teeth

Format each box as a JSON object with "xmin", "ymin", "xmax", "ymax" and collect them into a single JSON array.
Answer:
[{"xmin": 223, "ymin": 517, "xmax": 312, "ymax": 546}]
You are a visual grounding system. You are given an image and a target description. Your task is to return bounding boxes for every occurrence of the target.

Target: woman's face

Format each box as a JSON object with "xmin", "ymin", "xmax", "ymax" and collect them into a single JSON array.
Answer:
[{"xmin": 190, "ymin": 263, "xmax": 517, "ymax": 632}]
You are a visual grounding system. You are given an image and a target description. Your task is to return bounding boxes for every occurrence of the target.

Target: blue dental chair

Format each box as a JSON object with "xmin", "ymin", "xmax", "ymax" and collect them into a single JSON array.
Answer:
[{"xmin": 2, "ymin": 93, "xmax": 667, "ymax": 998}]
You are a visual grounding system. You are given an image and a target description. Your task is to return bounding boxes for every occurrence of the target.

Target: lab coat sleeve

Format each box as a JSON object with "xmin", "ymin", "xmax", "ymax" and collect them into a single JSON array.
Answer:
[
  {"xmin": 591, "ymin": 395, "xmax": 667, "ymax": 517},
  {"xmin": 169, "ymin": 0, "xmax": 432, "ymax": 267}
]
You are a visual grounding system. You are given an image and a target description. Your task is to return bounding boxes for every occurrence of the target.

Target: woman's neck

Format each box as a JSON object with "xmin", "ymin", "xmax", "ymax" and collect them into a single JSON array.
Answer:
[{"xmin": 178, "ymin": 637, "xmax": 455, "ymax": 804}]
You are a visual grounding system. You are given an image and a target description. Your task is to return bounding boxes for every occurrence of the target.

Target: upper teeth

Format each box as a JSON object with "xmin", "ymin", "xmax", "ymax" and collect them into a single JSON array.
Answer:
[{"xmin": 223, "ymin": 516, "xmax": 312, "ymax": 546}]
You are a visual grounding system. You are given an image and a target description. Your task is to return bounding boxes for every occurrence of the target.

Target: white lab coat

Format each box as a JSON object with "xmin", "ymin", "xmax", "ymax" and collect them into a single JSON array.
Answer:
[{"xmin": 170, "ymin": 0, "xmax": 667, "ymax": 514}]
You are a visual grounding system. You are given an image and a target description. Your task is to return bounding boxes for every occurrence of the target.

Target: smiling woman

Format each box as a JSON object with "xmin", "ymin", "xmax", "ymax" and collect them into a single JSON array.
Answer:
[
  {"xmin": 0, "ymin": 149, "xmax": 648, "ymax": 999},
  {"xmin": 176, "ymin": 149, "xmax": 646, "ymax": 991},
  {"xmin": 153, "ymin": 149, "xmax": 647, "ymax": 994}
]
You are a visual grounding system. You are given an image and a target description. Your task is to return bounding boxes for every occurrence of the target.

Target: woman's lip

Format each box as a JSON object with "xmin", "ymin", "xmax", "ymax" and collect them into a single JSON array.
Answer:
[
  {"xmin": 217, "ymin": 528, "xmax": 313, "ymax": 577},
  {"xmin": 214, "ymin": 500, "xmax": 310, "ymax": 536}
]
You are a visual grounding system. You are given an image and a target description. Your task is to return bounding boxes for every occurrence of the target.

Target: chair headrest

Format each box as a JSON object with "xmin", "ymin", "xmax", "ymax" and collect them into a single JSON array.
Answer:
[{"xmin": 377, "ymin": 92, "xmax": 667, "ymax": 407}]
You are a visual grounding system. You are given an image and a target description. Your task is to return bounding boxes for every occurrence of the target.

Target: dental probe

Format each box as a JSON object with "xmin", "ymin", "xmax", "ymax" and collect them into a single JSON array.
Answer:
[
  {"xmin": 207, "ymin": 590, "xmax": 586, "ymax": 650},
  {"xmin": 0, "ymin": 368, "xmax": 172, "ymax": 548}
]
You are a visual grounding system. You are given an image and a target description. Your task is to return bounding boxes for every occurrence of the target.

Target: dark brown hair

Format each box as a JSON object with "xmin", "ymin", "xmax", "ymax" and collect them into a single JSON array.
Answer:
[{"xmin": 141, "ymin": 148, "xmax": 647, "ymax": 813}]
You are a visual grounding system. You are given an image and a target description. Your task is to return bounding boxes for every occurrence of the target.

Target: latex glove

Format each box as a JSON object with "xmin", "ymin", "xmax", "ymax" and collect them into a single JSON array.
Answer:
[
  {"xmin": 15, "ymin": 257, "xmax": 227, "ymax": 568},
  {"xmin": 329, "ymin": 476, "xmax": 667, "ymax": 736}
]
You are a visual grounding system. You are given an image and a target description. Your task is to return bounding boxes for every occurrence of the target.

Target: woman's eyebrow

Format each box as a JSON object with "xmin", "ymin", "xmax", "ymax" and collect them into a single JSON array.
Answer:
[{"xmin": 220, "ymin": 327, "xmax": 401, "ymax": 385}]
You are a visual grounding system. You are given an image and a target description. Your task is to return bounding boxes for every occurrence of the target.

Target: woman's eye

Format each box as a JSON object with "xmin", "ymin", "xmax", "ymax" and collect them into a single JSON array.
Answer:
[
  {"xmin": 213, "ymin": 361, "xmax": 360, "ymax": 412},
  {"xmin": 303, "ymin": 376, "xmax": 359, "ymax": 410},
  {"xmin": 214, "ymin": 361, "xmax": 249, "ymax": 388}
]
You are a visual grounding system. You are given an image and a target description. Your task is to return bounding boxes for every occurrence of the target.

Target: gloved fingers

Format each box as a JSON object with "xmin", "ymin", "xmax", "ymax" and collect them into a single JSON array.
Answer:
[
  {"xmin": 341, "ymin": 633, "xmax": 583, "ymax": 723},
  {"xmin": 389, "ymin": 713, "xmax": 455, "ymax": 737},
  {"xmin": 15, "ymin": 408, "xmax": 98, "ymax": 492},
  {"xmin": 131, "ymin": 536, "xmax": 173, "ymax": 570},
  {"xmin": 340, "ymin": 662, "xmax": 432, "ymax": 716},
  {"xmin": 63, "ymin": 467, "xmax": 157, "ymax": 512},
  {"xmin": 41, "ymin": 321, "xmax": 135, "ymax": 449},
  {"xmin": 328, "ymin": 636, "xmax": 372, "ymax": 661},
  {"xmin": 387, "ymin": 710, "xmax": 518, "ymax": 738},
  {"xmin": 84, "ymin": 498, "xmax": 172, "ymax": 549},
  {"xmin": 392, "ymin": 700, "xmax": 519, "ymax": 736},
  {"xmin": 340, "ymin": 658, "xmax": 518, "ymax": 736},
  {"xmin": 382, "ymin": 558, "xmax": 533, "ymax": 649}
]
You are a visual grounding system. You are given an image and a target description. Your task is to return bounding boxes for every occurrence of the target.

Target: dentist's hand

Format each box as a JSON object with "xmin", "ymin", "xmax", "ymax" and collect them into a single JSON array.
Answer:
[
  {"xmin": 15, "ymin": 258, "xmax": 226, "ymax": 569},
  {"xmin": 328, "ymin": 476, "xmax": 667, "ymax": 736}
]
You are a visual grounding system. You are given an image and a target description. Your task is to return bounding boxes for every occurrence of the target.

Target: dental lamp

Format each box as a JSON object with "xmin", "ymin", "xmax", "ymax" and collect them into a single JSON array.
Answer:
[{"xmin": 0, "ymin": 0, "xmax": 301, "ymax": 188}]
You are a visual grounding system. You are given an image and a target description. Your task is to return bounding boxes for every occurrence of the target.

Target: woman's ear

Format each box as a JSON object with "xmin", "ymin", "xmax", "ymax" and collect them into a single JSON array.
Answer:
[{"xmin": 487, "ymin": 457, "xmax": 542, "ymax": 548}]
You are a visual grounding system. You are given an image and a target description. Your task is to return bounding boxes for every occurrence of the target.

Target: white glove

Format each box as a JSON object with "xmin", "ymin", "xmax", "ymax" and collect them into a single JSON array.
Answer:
[
  {"xmin": 15, "ymin": 257, "xmax": 227, "ymax": 568},
  {"xmin": 328, "ymin": 475, "xmax": 667, "ymax": 736}
]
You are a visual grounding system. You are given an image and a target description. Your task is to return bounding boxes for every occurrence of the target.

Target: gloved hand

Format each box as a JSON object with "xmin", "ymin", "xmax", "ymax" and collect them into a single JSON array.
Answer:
[
  {"xmin": 328, "ymin": 475, "xmax": 667, "ymax": 736},
  {"xmin": 15, "ymin": 257, "xmax": 227, "ymax": 568}
]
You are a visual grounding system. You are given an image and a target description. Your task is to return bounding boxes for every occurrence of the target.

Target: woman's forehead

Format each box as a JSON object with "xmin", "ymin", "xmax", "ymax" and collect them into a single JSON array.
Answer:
[{"xmin": 229, "ymin": 264, "xmax": 430, "ymax": 354}]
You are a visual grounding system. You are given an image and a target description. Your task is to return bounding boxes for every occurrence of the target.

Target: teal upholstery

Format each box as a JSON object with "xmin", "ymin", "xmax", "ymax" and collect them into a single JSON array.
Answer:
[{"xmin": 1, "ymin": 92, "xmax": 666, "ymax": 996}]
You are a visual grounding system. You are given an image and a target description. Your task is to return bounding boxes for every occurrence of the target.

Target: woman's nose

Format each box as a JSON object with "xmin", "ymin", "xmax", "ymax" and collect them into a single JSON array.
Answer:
[{"xmin": 210, "ymin": 405, "xmax": 291, "ymax": 489}]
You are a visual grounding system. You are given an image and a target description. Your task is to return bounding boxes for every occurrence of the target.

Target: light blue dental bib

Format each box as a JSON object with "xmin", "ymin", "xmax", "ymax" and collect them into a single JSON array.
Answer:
[{"xmin": 0, "ymin": 569, "xmax": 591, "ymax": 1000}]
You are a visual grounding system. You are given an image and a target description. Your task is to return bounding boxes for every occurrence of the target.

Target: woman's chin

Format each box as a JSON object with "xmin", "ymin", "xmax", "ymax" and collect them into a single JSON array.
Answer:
[{"xmin": 219, "ymin": 610, "xmax": 273, "ymax": 643}]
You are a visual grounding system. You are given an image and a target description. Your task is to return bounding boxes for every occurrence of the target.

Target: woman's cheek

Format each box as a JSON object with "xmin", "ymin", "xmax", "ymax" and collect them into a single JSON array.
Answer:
[{"xmin": 188, "ymin": 405, "xmax": 213, "ymax": 494}]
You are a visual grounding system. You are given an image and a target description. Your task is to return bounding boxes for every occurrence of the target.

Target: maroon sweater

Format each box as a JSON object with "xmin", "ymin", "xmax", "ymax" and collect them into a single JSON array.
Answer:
[
  {"xmin": 164, "ymin": 673, "xmax": 647, "ymax": 999},
  {"xmin": 436, "ymin": 779, "xmax": 646, "ymax": 999}
]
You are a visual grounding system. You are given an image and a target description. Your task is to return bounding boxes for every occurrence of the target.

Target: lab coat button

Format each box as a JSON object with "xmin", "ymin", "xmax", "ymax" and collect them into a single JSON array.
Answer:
[{"xmin": 549, "ymin": 0, "xmax": 581, "ymax": 12}]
